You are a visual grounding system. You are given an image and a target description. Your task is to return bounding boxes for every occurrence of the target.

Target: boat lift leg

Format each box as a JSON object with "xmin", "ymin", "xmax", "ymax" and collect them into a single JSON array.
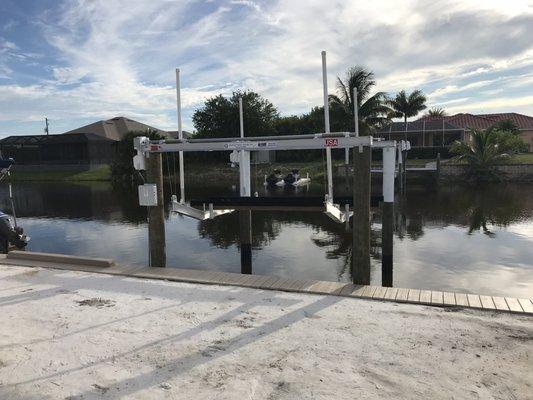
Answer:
[{"xmin": 239, "ymin": 150, "xmax": 251, "ymax": 197}]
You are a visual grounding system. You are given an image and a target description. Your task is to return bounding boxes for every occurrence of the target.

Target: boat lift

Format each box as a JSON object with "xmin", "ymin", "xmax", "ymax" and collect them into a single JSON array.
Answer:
[{"xmin": 133, "ymin": 51, "xmax": 406, "ymax": 224}]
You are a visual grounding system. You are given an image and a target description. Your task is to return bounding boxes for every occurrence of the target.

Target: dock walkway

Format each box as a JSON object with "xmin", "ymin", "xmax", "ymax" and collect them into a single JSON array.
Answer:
[{"xmin": 2, "ymin": 251, "xmax": 532, "ymax": 315}]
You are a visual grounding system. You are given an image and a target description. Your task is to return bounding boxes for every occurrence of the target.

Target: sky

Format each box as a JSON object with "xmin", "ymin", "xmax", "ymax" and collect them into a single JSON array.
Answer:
[{"xmin": 0, "ymin": 0, "xmax": 532, "ymax": 136}]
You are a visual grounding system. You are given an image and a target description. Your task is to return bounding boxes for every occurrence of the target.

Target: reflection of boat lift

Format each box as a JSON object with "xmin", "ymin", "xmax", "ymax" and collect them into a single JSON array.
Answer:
[{"xmin": 133, "ymin": 52, "xmax": 406, "ymax": 224}]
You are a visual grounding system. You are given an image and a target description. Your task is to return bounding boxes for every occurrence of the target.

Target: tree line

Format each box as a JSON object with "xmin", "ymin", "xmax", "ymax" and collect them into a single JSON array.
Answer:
[
  {"xmin": 192, "ymin": 65, "xmax": 438, "ymax": 139},
  {"xmin": 111, "ymin": 65, "xmax": 526, "ymax": 183}
]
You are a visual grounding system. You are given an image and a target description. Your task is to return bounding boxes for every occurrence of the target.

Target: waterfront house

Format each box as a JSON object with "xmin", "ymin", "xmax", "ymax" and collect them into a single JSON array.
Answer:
[
  {"xmin": 0, "ymin": 117, "xmax": 190, "ymax": 169},
  {"xmin": 377, "ymin": 112, "xmax": 533, "ymax": 151}
]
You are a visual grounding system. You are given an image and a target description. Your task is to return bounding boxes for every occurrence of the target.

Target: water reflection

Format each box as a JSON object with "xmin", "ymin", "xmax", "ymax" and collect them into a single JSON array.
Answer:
[{"xmin": 1, "ymin": 181, "xmax": 531, "ymax": 297}]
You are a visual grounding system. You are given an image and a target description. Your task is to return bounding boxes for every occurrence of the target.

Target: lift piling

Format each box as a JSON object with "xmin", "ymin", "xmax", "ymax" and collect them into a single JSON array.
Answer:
[
  {"xmin": 146, "ymin": 153, "xmax": 166, "ymax": 267},
  {"xmin": 352, "ymin": 145, "xmax": 371, "ymax": 285}
]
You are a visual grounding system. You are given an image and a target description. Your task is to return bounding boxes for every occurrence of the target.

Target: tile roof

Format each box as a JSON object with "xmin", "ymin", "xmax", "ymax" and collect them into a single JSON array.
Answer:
[
  {"xmin": 418, "ymin": 112, "xmax": 533, "ymax": 130},
  {"xmin": 477, "ymin": 113, "xmax": 533, "ymax": 129}
]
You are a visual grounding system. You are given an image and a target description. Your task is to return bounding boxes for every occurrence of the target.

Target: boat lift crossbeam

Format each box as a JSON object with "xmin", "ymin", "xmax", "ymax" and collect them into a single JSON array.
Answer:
[{"xmin": 138, "ymin": 133, "xmax": 373, "ymax": 153}]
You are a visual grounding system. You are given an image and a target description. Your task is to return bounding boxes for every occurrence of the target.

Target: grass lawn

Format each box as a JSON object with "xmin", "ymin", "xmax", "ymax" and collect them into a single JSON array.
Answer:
[
  {"xmin": 508, "ymin": 153, "xmax": 533, "ymax": 164},
  {"xmin": 10, "ymin": 165, "xmax": 111, "ymax": 181},
  {"xmin": 448, "ymin": 153, "xmax": 533, "ymax": 165}
]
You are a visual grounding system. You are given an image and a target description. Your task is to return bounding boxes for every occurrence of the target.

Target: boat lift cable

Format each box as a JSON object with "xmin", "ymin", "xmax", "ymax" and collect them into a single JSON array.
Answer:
[
  {"xmin": 164, "ymin": 152, "xmax": 174, "ymax": 197},
  {"xmin": 322, "ymin": 148, "xmax": 327, "ymax": 197},
  {"xmin": 172, "ymin": 152, "xmax": 178, "ymax": 198}
]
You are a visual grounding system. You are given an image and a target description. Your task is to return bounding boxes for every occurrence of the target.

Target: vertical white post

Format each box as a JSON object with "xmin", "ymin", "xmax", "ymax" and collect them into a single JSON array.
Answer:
[
  {"xmin": 176, "ymin": 68, "xmax": 185, "ymax": 204},
  {"xmin": 322, "ymin": 51, "xmax": 333, "ymax": 200},
  {"xmin": 397, "ymin": 141, "xmax": 403, "ymax": 191},
  {"xmin": 240, "ymin": 151, "xmax": 251, "ymax": 197},
  {"xmin": 238, "ymin": 97, "xmax": 251, "ymax": 197},
  {"xmin": 344, "ymin": 135, "xmax": 350, "ymax": 164},
  {"xmin": 353, "ymin": 87, "xmax": 359, "ymax": 137},
  {"xmin": 239, "ymin": 97, "xmax": 244, "ymax": 138},
  {"xmin": 383, "ymin": 146, "xmax": 395, "ymax": 203}
]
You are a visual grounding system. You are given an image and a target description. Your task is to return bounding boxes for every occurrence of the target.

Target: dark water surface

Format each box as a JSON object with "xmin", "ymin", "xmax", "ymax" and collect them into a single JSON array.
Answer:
[{"xmin": 1, "ymin": 180, "xmax": 532, "ymax": 298}]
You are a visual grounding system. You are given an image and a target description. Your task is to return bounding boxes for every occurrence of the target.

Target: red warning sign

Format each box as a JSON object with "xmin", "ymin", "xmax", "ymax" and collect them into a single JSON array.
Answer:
[{"xmin": 325, "ymin": 138, "xmax": 338, "ymax": 147}]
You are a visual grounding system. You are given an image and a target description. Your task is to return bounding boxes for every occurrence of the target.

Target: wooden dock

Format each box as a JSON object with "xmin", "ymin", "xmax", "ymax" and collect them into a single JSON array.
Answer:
[{"xmin": 2, "ymin": 251, "xmax": 532, "ymax": 315}]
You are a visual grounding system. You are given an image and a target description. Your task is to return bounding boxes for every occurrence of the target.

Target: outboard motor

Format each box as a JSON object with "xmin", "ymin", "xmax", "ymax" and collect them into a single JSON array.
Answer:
[
  {"xmin": 0, "ymin": 210, "xmax": 28, "ymax": 253},
  {"xmin": 0, "ymin": 157, "xmax": 29, "ymax": 253}
]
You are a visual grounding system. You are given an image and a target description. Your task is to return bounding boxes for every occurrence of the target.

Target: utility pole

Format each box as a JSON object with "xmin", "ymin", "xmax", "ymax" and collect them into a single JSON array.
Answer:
[{"xmin": 44, "ymin": 117, "xmax": 49, "ymax": 135}]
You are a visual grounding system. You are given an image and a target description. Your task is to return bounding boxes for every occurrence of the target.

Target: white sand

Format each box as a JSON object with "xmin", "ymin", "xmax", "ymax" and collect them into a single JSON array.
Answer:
[{"xmin": 0, "ymin": 264, "xmax": 531, "ymax": 400}]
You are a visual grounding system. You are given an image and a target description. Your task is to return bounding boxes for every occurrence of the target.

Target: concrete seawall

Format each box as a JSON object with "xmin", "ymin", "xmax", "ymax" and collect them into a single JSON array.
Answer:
[{"xmin": 440, "ymin": 163, "xmax": 533, "ymax": 182}]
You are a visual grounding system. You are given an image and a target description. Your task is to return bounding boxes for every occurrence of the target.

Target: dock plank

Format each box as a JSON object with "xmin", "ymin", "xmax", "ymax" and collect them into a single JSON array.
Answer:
[
  {"xmin": 289, "ymin": 279, "xmax": 318, "ymax": 291},
  {"xmin": 259, "ymin": 276, "xmax": 283, "ymax": 289},
  {"xmin": 431, "ymin": 291, "xmax": 443, "ymax": 305},
  {"xmin": 372, "ymin": 286, "xmax": 388, "ymax": 299},
  {"xmin": 455, "ymin": 293, "xmax": 469, "ymax": 307},
  {"xmin": 467, "ymin": 294, "xmax": 482, "ymax": 308},
  {"xmin": 491, "ymin": 296, "xmax": 509, "ymax": 311},
  {"xmin": 479, "ymin": 295, "xmax": 496, "ymax": 310},
  {"xmin": 407, "ymin": 289, "xmax": 421, "ymax": 302},
  {"xmin": 443, "ymin": 292, "xmax": 456, "ymax": 306},
  {"xmin": 338, "ymin": 284, "xmax": 357, "ymax": 296},
  {"xmin": 419, "ymin": 290, "xmax": 432, "ymax": 304},
  {"xmin": 396, "ymin": 288, "xmax": 409, "ymax": 302},
  {"xmin": 384, "ymin": 287, "xmax": 398, "ymax": 300},
  {"xmin": 349, "ymin": 285, "xmax": 367, "ymax": 297},
  {"xmin": 244, "ymin": 275, "xmax": 273, "ymax": 288},
  {"xmin": 361, "ymin": 285, "xmax": 378, "ymax": 298},
  {"xmin": 517, "ymin": 299, "xmax": 533, "ymax": 313},
  {"xmin": 505, "ymin": 298, "xmax": 523, "ymax": 313}
]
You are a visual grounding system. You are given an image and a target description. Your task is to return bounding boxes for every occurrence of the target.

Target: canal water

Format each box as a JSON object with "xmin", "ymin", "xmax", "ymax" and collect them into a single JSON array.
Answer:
[{"xmin": 1, "ymin": 181, "xmax": 532, "ymax": 298}]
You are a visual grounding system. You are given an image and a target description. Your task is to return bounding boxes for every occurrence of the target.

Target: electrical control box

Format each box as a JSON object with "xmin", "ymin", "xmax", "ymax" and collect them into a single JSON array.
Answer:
[{"xmin": 138, "ymin": 184, "xmax": 158, "ymax": 206}]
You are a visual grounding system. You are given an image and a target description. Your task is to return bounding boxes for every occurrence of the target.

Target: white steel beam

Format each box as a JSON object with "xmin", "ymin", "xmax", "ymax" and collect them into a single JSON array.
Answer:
[
  {"xmin": 176, "ymin": 68, "xmax": 185, "ymax": 203},
  {"xmin": 322, "ymin": 51, "xmax": 333, "ymax": 200},
  {"xmin": 143, "ymin": 135, "xmax": 373, "ymax": 153}
]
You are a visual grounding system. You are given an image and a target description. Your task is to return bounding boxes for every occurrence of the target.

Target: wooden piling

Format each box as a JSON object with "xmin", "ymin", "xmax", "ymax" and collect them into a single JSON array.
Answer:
[
  {"xmin": 352, "ymin": 145, "xmax": 371, "ymax": 285},
  {"xmin": 239, "ymin": 210, "xmax": 252, "ymax": 274},
  {"xmin": 145, "ymin": 153, "xmax": 166, "ymax": 267},
  {"xmin": 381, "ymin": 202, "xmax": 393, "ymax": 287},
  {"xmin": 436, "ymin": 152, "xmax": 441, "ymax": 182}
]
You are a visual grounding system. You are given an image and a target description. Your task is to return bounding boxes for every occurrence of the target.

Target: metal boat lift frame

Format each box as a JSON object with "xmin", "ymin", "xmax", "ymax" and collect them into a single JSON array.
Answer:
[
  {"xmin": 134, "ymin": 133, "xmax": 400, "ymax": 223},
  {"xmin": 133, "ymin": 51, "xmax": 404, "ymax": 223}
]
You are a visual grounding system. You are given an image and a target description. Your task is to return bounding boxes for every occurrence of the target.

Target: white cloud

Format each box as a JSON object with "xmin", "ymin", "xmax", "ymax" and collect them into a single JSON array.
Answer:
[{"xmin": 1, "ymin": 0, "xmax": 532, "ymax": 133}]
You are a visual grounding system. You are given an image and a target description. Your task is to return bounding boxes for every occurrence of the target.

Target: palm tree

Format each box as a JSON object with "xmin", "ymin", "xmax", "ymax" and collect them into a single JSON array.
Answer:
[
  {"xmin": 426, "ymin": 107, "xmax": 447, "ymax": 117},
  {"xmin": 451, "ymin": 129, "xmax": 510, "ymax": 178},
  {"xmin": 388, "ymin": 90, "xmax": 427, "ymax": 123},
  {"xmin": 328, "ymin": 66, "xmax": 392, "ymax": 134}
]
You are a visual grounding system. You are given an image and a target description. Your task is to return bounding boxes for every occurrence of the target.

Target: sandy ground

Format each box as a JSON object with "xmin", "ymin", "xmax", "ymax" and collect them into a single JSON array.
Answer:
[{"xmin": 0, "ymin": 265, "xmax": 531, "ymax": 400}]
